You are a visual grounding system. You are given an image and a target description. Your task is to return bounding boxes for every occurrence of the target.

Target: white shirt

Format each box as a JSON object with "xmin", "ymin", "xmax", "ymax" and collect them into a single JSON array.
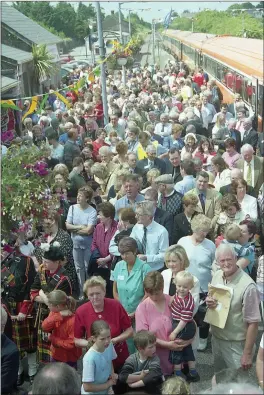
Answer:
[
  {"xmin": 154, "ymin": 122, "xmax": 172, "ymax": 137},
  {"xmin": 240, "ymin": 194, "xmax": 258, "ymax": 221},
  {"xmin": 243, "ymin": 159, "xmax": 255, "ymax": 187},
  {"xmin": 130, "ymin": 220, "xmax": 169, "ymax": 271},
  {"xmin": 201, "ymin": 103, "xmax": 217, "ymax": 128}
]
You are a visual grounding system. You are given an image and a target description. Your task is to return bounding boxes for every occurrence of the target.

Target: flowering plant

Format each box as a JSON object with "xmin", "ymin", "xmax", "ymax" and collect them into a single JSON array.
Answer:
[
  {"xmin": 1, "ymin": 130, "xmax": 15, "ymax": 144},
  {"xmin": 1, "ymin": 145, "xmax": 58, "ymax": 238}
]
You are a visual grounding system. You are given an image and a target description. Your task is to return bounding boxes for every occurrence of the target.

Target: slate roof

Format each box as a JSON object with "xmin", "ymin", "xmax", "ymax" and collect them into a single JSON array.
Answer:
[
  {"xmin": 102, "ymin": 15, "xmax": 129, "ymax": 33},
  {"xmin": 2, "ymin": 44, "xmax": 33, "ymax": 64},
  {"xmin": 2, "ymin": 3, "xmax": 63, "ymax": 45},
  {"xmin": 1, "ymin": 75, "xmax": 19, "ymax": 92}
]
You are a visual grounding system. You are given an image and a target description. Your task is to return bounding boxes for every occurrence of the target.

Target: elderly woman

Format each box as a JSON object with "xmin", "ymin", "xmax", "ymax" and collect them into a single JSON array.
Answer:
[
  {"xmin": 74, "ymin": 276, "xmax": 133, "ymax": 371},
  {"xmin": 178, "ymin": 214, "xmax": 216, "ymax": 351},
  {"xmin": 222, "ymin": 138, "xmax": 241, "ymax": 168},
  {"xmin": 90, "ymin": 162, "xmax": 109, "ymax": 195},
  {"xmin": 23, "ymin": 117, "xmax": 33, "ymax": 138},
  {"xmin": 30, "ymin": 244, "xmax": 72, "ymax": 364},
  {"xmin": 180, "ymin": 133, "xmax": 198, "ymax": 160},
  {"xmin": 141, "ymin": 168, "xmax": 161, "ymax": 194},
  {"xmin": 174, "ymin": 194, "xmax": 199, "ymax": 243},
  {"xmin": 214, "ymin": 194, "xmax": 246, "ymax": 241},
  {"xmin": 156, "ymin": 174, "xmax": 183, "ymax": 217},
  {"xmin": 66, "ymin": 186, "xmax": 97, "ymax": 298},
  {"xmin": 231, "ymin": 179, "xmax": 258, "ymax": 221},
  {"xmin": 135, "ymin": 271, "xmax": 194, "ymax": 377},
  {"xmin": 112, "ymin": 237, "xmax": 151, "ymax": 352},
  {"xmin": 211, "ymin": 156, "xmax": 231, "ymax": 191},
  {"xmin": 88, "ymin": 202, "xmax": 118, "ymax": 297}
]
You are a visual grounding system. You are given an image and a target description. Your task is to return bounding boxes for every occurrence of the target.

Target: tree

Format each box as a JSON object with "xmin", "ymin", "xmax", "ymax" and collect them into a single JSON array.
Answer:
[{"xmin": 32, "ymin": 44, "xmax": 58, "ymax": 83}]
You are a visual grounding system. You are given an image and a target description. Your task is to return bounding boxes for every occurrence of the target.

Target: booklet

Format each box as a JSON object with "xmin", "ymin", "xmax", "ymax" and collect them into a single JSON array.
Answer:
[{"xmin": 204, "ymin": 283, "xmax": 233, "ymax": 329}]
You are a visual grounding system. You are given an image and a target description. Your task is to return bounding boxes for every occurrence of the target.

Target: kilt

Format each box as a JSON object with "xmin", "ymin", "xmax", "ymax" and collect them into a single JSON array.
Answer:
[
  {"xmin": 9, "ymin": 300, "xmax": 37, "ymax": 357},
  {"xmin": 36, "ymin": 307, "xmax": 51, "ymax": 364}
]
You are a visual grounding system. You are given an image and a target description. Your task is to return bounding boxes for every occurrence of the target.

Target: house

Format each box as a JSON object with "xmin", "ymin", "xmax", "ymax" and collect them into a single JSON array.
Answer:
[
  {"xmin": 1, "ymin": 75, "xmax": 19, "ymax": 99},
  {"xmin": 92, "ymin": 12, "xmax": 130, "ymax": 57},
  {"xmin": 1, "ymin": 2, "xmax": 63, "ymax": 95}
]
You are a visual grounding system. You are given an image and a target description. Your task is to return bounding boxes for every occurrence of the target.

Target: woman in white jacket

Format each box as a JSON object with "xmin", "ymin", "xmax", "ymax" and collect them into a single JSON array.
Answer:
[{"xmin": 161, "ymin": 245, "xmax": 200, "ymax": 353}]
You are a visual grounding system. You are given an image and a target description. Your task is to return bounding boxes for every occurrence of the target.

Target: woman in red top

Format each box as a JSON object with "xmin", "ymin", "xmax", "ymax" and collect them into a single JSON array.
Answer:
[
  {"xmin": 89, "ymin": 202, "xmax": 118, "ymax": 298},
  {"xmin": 92, "ymin": 129, "xmax": 109, "ymax": 161},
  {"xmin": 74, "ymin": 276, "xmax": 133, "ymax": 372},
  {"xmin": 94, "ymin": 95, "xmax": 104, "ymax": 127},
  {"xmin": 42, "ymin": 290, "xmax": 82, "ymax": 369},
  {"xmin": 194, "ymin": 137, "xmax": 216, "ymax": 168}
]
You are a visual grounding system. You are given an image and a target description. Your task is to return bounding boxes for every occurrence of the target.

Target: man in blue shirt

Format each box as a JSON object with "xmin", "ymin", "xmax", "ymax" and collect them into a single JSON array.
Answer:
[
  {"xmin": 114, "ymin": 174, "xmax": 144, "ymax": 220},
  {"xmin": 175, "ymin": 159, "xmax": 196, "ymax": 195}
]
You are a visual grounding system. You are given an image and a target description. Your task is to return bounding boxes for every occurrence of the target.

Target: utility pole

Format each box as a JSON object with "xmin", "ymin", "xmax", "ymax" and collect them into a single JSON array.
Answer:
[
  {"xmin": 95, "ymin": 1, "xmax": 108, "ymax": 125},
  {"xmin": 152, "ymin": 20, "xmax": 155, "ymax": 64},
  {"xmin": 119, "ymin": 3, "xmax": 123, "ymax": 44},
  {"xmin": 191, "ymin": 18, "xmax": 194, "ymax": 33},
  {"xmin": 128, "ymin": 9, "xmax": 131, "ymax": 38}
]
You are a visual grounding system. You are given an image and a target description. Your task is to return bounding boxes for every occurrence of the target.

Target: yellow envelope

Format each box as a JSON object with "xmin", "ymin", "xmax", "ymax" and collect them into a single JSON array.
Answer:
[{"xmin": 204, "ymin": 284, "xmax": 233, "ymax": 329}]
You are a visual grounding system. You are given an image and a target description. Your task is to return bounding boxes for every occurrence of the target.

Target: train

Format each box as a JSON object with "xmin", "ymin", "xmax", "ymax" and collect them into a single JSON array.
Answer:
[{"xmin": 162, "ymin": 30, "xmax": 263, "ymax": 131}]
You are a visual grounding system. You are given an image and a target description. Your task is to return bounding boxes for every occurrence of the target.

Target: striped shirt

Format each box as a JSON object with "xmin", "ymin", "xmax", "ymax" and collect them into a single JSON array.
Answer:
[{"xmin": 171, "ymin": 292, "xmax": 194, "ymax": 322}]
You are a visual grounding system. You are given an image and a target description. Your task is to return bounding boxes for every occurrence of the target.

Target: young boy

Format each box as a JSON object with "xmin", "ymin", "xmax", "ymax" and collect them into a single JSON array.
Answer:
[
  {"xmin": 169, "ymin": 271, "xmax": 199, "ymax": 382},
  {"xmin": 116, "ymin": 330, "xmax": 164, "ymax": 394}
]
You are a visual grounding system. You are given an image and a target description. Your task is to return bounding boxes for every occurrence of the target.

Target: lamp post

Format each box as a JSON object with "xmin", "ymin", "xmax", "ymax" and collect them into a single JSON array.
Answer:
[
  {"xmin": 128, "ymin": 10, "xmax": 131, "ymax": 38},
  {"xmin": 117, "ymin": 57, "xmax": 127, "ymax": 86},
  {"xmin": 152, "ymin": 19, "xmax": 155, "ymax": 64},
  {"xmin": 118, "ymin": 2, "xmax": 124, "ymax": 44},
  {"xmin": 95, "ymin": 1, "xmax": 108, "ymax": 125}
]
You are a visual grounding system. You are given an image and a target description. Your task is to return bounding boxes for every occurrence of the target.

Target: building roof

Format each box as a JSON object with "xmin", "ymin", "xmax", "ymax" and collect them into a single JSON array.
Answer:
[
  {"xmin": 2, "ymin": 44, "xmax": 33, "ymax": 64},
  {"xmin": 1, "ymin": 76, "xmax": 19, "ymax": 92},
  {"xmin": 2, "ymin": 3, "xmax": 63, "ymax": 45},
  {"xmin": 102, "ymin": 15, "xmax": 129, "ymax": 34}
]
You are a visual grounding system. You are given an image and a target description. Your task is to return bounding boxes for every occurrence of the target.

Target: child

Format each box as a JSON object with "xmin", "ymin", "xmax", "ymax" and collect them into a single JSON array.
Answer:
[
  {"xmin": 82, "ymin": 320, "xmax": 118, "ymax": 395},
  {"xmin": 162, "ymin": 376, "xmax": 190, "ymax": 395},
  {"xmin": 117, "ymin": 330, "xmax": 163, "ymax": 394},
  {"xmin": 169, "ymin": 271, "xmax": 199, "ymax": 382},
  {"xmin": 213, "ymin": 224, "xmax": 255, "ymax": 274},
  {"xmin": 42, "ymin": 290, "xmax": 82, "ymax": 369}
]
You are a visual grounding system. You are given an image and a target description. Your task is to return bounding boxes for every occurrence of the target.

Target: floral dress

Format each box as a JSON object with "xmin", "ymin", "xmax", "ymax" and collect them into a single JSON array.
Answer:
[{"xmin": 34, "ymin": 229, "xmax": 79, "ymax": 297}]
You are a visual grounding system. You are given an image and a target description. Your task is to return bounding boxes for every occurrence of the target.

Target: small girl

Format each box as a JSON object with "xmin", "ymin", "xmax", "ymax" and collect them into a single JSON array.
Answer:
[
  {"xmin": 42, "ymin": 290, "xmax": 82, "ymax": 369},
  {"xmin": 82, "ymin": 320, "xmax": 118, "ymax": 395},
  {"xmin": 169, "ymin": 271, "xmax": 199, "ymax": 382}
]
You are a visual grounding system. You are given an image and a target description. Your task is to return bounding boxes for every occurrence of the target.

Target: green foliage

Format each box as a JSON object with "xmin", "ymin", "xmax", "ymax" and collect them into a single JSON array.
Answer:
[
  {"xmin": 13, "ymin": 1, "xmax": 97, "ymax": 42},
  {"xmin": 124, "ymin": 12, "xmax": 151, "ymax": 35},
  {"xmin": 32, "ymin": 44, "xmax": 58, "ymax": 82},
  {"xmin": 170, "ymin": 9, "xmax": 263, "ymax": 39},
  {"xmin": 1, "ymin": 146, "xmax": 56, "ymax": 237},
  {"xmin": 227, "ymin": 2, "xmax": 256, "ymax": 10}
]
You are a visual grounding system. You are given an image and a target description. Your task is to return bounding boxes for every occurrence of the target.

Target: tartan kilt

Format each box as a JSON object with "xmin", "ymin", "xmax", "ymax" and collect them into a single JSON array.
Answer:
[
  {"xmin": 9, "ymin": 300, "xmax": 37, "ymax": 356},
  {"xmin": 36, "ymin": 308, "xmax": 51, "ymax": 364}
]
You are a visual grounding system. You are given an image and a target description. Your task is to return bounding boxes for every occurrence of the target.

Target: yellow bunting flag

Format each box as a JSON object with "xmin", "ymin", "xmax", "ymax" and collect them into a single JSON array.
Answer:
[
  {"xmin": 55, "ymin": 91, "xmax": 71, "ymax": 109},
  {"xmin": 22, "ymin": 96, "xmax": 38, "ymax": 121}
]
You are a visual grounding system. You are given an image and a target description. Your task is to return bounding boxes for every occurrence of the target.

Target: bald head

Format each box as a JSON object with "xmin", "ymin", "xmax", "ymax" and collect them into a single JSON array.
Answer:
[{"xmin": 230, "ymin": 168, "xmax": 243, "ymax": 182}]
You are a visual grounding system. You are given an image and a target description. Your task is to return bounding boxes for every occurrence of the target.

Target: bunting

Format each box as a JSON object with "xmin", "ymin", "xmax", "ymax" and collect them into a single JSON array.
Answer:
[{"xmin": 22, "ymin": 96, "xmax": 38, "ymax": 121}]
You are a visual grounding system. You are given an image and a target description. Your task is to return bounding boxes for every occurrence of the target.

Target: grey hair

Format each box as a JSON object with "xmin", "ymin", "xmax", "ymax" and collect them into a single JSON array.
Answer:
[
  {"xmin": 98, "ymin": 146, "xmax": 111, "ymax": 156},
  {"xmin": 39, "ymin": 116, "xmax": 50, "ymax": 126},
  {"xmin": 186, "ymin": 124, "xmax": 196, "ymax": 134},
  {"xmin": 160, "ymin": 113, "xmax": 168, "ymax": 119},
  {"xmin": 146, "ymin": 144, "xmax": 157, "ymax": 154},
  {"xmin": 23, "ymin": 117, "xmax": 32, "ymax": 125},
  {"xmin": 215, "ymin": 243, "xmax": 237, "ymax": 261},
  {"xmin": 202, "ymin": 382, "xmax": 262, "ymax": 394},
  {"xmin": 179, "ymin": 113, "xmax": 187, "ymax": 123},
  {"xmin": 136, "ymin": 200, "xmax": 155, "ymax": 217},
  {"xmin": 241, "ymin": 144, "xmax": 254, "ymax": 154},
  {"xmin": 31, "ymin": 362, "xmax": 81, "ymax": 395},
  {"xmin": 191, "ymin": 214, "xmax": 211, "ymax": 234},
  {"xmin": 243, "ymin": 117, "xmax": 252, "ymax": 125},
  {"xmin": 228, "ymin": 118, "xmax": 237, "ymax": 125}
]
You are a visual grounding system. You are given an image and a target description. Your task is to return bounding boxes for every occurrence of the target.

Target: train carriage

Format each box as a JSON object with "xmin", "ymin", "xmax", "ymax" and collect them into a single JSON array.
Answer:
[{"xmin": 163, "ymin": 30, "xmax": 263, "ymax": 131}]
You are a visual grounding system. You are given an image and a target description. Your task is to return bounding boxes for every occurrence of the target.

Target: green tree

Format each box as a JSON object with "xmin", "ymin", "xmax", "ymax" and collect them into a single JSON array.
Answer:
[{"xmin": 32, "ymin": 44, "xmax": 58, "ymax": 83}]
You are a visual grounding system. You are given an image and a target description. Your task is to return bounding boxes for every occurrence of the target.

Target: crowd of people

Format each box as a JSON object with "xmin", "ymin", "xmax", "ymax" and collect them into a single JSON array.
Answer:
[{"xmin": 1, "ymin": 58, "xmax": 264, "ymax": 395}]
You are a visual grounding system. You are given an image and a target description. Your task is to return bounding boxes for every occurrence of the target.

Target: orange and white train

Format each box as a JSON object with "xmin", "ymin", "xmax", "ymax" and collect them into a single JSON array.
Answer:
[{"xmin": 162, "ymin": 30, "xmax": 263, "ymax": 131}]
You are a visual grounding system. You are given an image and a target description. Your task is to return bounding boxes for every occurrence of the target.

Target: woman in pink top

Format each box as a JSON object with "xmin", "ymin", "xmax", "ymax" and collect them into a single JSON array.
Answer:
[
  {"xmin": 222, "ymin": 138, "xmax": 241, "ymax": 169},
  {"xmin": 135, "ymin": 271, "xmax": 193, "ymax": 377}
]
